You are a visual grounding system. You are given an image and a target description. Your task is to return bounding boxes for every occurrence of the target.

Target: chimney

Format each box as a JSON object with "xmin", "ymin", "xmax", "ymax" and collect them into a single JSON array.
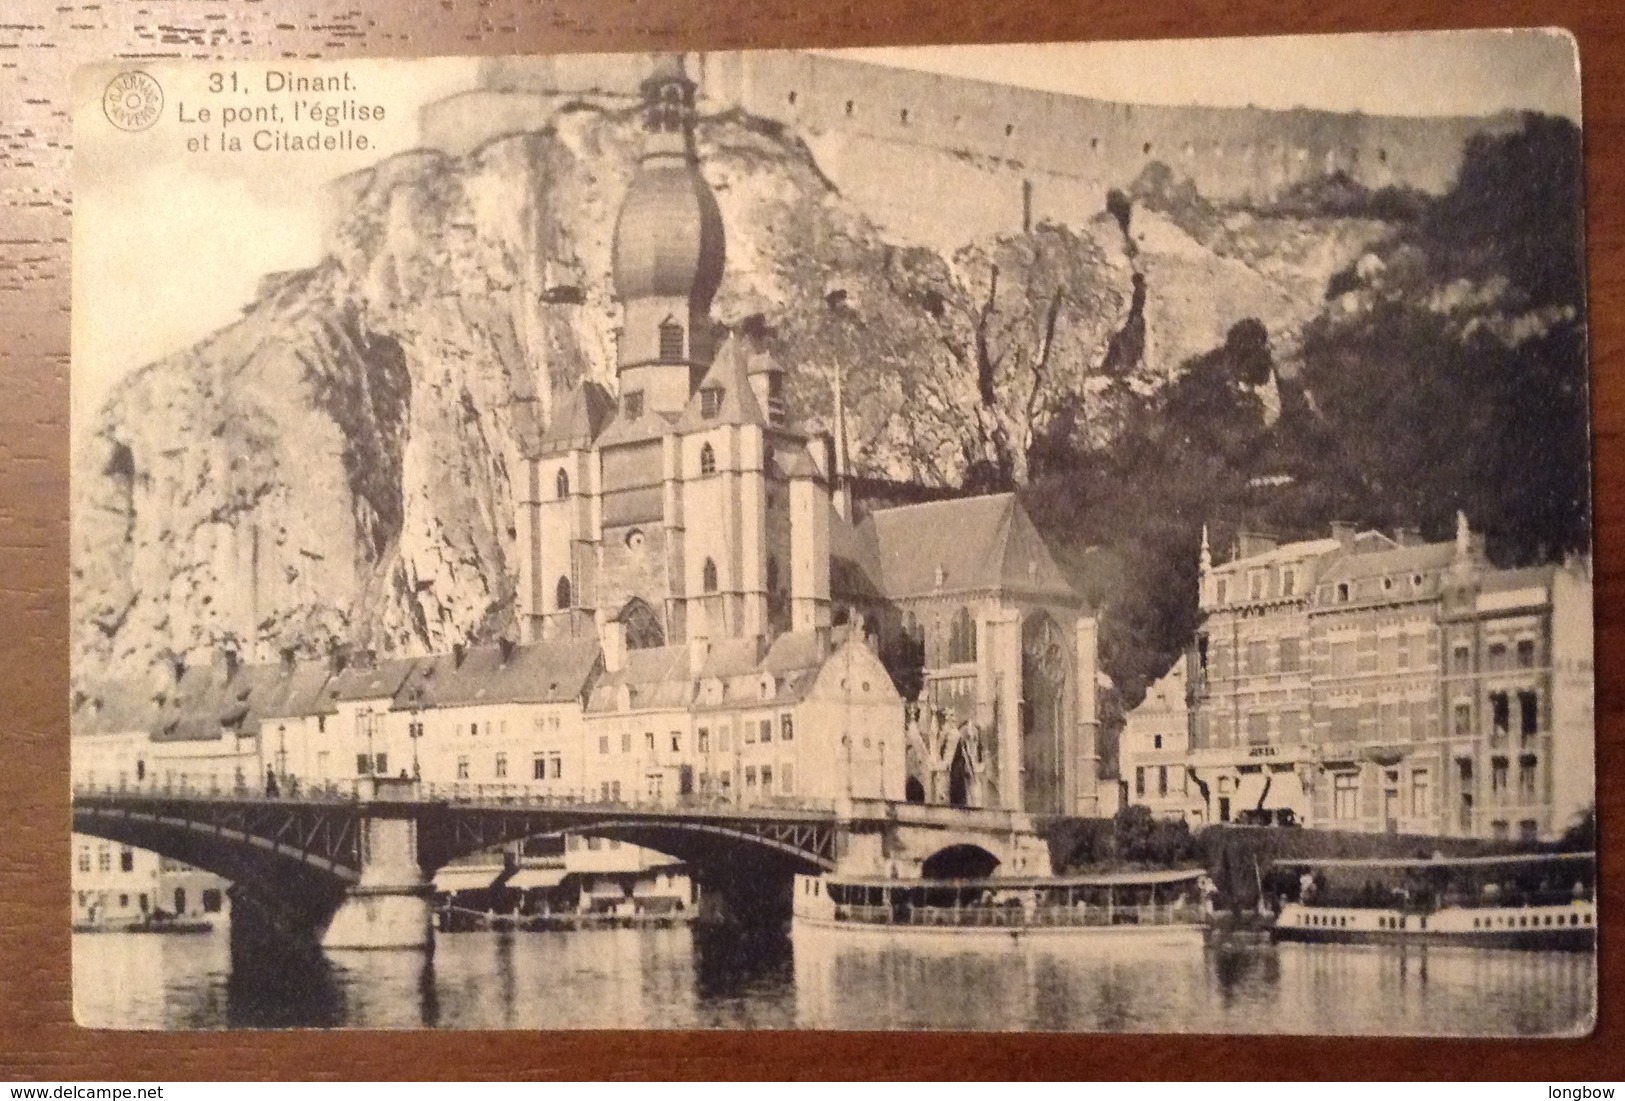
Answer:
[
  {"xmin": 1236, "ymin": 531, "xmax": 1278, "ymax": 558},
  {"xmin": 1329, "ymin": 521, "xmax": 1358, "ymax": 547},
  {"xmin": 688, "ymin": 630, "xmax": 711, "ymax": 677},
  {"xmin": 598, "ymin": 617, "xmax": 626, "ymax": 675},
  {"xmin": 498, "ymin": 637, "xmax": 516, "ymax": 664},
  {"xmin": 452, "ymin": 642, "xmax": 467, "ymax": 668}
]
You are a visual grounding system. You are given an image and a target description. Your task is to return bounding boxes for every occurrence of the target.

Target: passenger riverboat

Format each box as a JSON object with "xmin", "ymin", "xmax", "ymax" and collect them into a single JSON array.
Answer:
[
  {"xmin": 1270, "ymin": 851, "xmax": 1596, "ymax": 952},
  {"xmin": 791, "ymin": 868, "xmax": 1210, "ymax": 945}
]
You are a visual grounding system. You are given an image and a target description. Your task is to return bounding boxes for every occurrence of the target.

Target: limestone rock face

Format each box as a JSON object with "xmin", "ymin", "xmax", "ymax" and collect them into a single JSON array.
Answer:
[{"xmin": 72, "ymin": 104, "xmax": 1396, "ymax": 680}]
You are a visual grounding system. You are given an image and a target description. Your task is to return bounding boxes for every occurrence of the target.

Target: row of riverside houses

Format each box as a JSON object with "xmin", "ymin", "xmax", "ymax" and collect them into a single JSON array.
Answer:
[
  {"xmin": 70, "ymin": 624, "xmax": 903, "ymax": 810},
  {"xmin": 1119, "ymin": 516, "xmax": 1594, "ymax": 843}
]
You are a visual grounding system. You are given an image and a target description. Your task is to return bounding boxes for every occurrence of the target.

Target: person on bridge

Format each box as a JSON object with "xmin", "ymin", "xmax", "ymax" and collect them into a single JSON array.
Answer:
[{"xmin": 265, "ymin": 767, "xmax": 279, "ymax": 798}]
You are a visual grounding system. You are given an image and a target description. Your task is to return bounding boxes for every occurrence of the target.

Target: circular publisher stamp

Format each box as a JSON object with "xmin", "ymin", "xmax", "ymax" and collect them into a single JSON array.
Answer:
[{"xmin": 103, "ymin": 71, "xmax": 163, "ymax": 132}]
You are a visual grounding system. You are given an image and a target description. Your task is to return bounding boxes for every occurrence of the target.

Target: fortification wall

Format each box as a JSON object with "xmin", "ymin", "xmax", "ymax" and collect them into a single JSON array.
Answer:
[{"xmin": 418, "ymin": 50, "xmax": 1523, "ymax": 245}]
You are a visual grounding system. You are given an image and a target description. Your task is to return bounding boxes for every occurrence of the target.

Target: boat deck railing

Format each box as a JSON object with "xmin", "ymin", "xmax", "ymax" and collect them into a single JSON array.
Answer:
[{"xmin": 830, "ymin": 901, "xmax": 1205, "ymax": 929}]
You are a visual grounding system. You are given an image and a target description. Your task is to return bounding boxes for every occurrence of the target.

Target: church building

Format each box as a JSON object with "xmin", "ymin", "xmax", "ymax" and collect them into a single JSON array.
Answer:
[{"xmin": 514, "ymin": 56, "xmax": 1104, "ymax": 818}]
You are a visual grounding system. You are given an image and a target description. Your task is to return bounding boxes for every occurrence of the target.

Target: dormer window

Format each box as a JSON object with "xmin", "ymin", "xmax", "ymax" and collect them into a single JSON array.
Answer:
[
  {"xmin": 658, "ymin": 318, "xmax": 684, "ymax": 362},
  {"xmin": 700, "ymin": 387, "xmax": 722, "ymax": 419},
  {"xmin": 623, "ymin": 390, "xmax": 645, "ymax": 419}
]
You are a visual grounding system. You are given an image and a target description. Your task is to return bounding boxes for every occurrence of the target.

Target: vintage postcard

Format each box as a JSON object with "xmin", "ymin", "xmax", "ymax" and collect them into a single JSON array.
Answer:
[{"xmin": 71, "ymin": 32, "xmax": 1595, "ymax": 1033}]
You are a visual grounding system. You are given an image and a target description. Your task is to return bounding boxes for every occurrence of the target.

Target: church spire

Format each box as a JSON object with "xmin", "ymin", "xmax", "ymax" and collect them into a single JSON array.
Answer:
[{"xmin": 609, "ymin": 53, "xmax": 726, "ymax": 413}]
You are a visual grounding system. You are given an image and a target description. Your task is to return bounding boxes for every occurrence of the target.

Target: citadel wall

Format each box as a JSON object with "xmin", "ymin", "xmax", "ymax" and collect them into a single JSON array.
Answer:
[{"xmin": 420, "ymin": 50, "xmax": 1523, "ymax": 248}]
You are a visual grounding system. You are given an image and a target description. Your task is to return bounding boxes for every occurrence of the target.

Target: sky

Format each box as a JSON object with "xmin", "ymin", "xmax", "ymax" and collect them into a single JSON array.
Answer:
[{"xmin": 72, "ymin": 32, "xmax": 1580, "ymax": 432}]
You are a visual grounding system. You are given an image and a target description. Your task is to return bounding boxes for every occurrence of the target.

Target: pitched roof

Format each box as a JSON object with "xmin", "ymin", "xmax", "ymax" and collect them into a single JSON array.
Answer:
[
  {"xmin": 592, "ymin": 405, "xmax": 678, "ymax": 449},
  {"xmin": 326, "ymin": 657, "xmax": 419, "ymax": 704},
  {"xmin": 251, "ymin": 661, "xmax": 338, "ymax": 721},
  {"xmin": 72, "ymin": 678, "xmax": 162, "ymax": 737},
  {"xmin": 1477, "ymin": 564, "xmax": 1555, "ymax": 596},
  {"xmin": 1217, "ymin": 536, "xmax": 1344, "ymax": 570},
  {"xmin": 395, "ymin": 639, "xmax": 600, "ymax": 710},
  {"xmin": 675, "ymin": 338, "xmax": 767, "ymax": 433},
  {"xmin": 586, "ymin": 645, "xmax": 692, "ymax": 713},
  {"xmin": 859, "ymin": 493, "xmax": 1076, "ymax": 602},
  {"xmin": 1320, "ymin": 540, "xmax": 1457, "ymax": 584},
  {"xmin": 536, "ymin": 379, "xmax": 615, "ymax": 456}
]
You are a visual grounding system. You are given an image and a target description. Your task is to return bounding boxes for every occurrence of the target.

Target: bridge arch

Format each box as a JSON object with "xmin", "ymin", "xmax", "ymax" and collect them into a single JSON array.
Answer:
[
  {"xmin": 72, "ymin": 798, "xmax": 361, "ymax": 898},
  {"xmin": 920, "ymin": 843, "xmax": 1001, "ymax": 880},
  {"xmin": 424, "ymin": 812, "xmax": 836, "ymax": 878}
]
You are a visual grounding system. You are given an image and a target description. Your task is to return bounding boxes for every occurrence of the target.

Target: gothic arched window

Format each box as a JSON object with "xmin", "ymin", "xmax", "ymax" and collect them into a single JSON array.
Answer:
[
  {"xmin": 948, "ymin": 606, "xmax": 977, "ymax": 663},
  {"xmin": 618, "ymin": 598, "xmax": 665, "ymax": 650},
  {"xmin": 555, "ymin": 468, "xmax": 569, "ymax": 499},
  {"xmin": 658, "ymin": 317, "xmax": 684, "ymax": 362},
  {"xmin": 699, "ymin": 443, "xmax": 717, "ymax": 475},
  {"xmin": 702, "ymin": 558, "xmax": 719, "ymax": 594},
  {"xmin": 555, "ymin": 576, "xmax": 573, "ymax": 610}
]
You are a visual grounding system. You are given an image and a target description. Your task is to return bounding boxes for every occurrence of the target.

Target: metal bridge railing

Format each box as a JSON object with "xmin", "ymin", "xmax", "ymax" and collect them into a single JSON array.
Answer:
[{"xmin": 71, "ymin": 779, "xmax": 838, "ymax": 819}]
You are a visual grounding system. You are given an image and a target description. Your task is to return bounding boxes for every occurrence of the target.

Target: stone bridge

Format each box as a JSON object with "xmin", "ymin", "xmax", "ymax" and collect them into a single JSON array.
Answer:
[{"xmin": 71, "ymin": 777, "xmax": 1052, "ymax": 956}]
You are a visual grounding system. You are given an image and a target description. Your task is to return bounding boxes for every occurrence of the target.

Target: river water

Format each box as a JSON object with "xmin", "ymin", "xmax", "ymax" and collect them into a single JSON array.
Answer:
[{"xmin": 72, "ymin": 925, "xmax": 1595, "ymax": 1035}]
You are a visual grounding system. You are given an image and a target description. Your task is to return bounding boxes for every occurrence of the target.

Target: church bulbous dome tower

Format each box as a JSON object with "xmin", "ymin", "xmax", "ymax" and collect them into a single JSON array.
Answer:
[{"xmin": 610, "ymin": 54, "xmax": 725, "ymax": 409}]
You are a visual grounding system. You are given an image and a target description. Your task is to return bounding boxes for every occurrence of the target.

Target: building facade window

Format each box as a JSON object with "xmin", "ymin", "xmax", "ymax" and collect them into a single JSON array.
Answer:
[
  {"xmin": 556, "ymin": 575, "xmax": 573, "ymax": 610},
  {"xmin": 1135, "ymin": 767, "xmax": 1146, "ymax": 797},
  {"xmin": 1247, "ymin": 640, "xmax": 1268, "ymax": 676},
  {"xmin": 702, "ymin": 558, "xmax": 719, "ymax": 593},
  {"xmin": 456, "ymin": 756, "xmax": 470, "ymax": 780},
  {"xmin": 700, "ymin": 387, "xmax": 723, "ymax": 418},
  {"xmin": 622, "ymin": 732, "xmax": 633, "ymax": 753},
  {"xmin": 1279, "ymin": 637, "xmax": 1301, "ymax": 673},
  {"xmin": 1489, "ymin": 691, "xmax": 1510, "ymax": 738},
  {"xmin": 1330, "ymin": 707, "xmax": 1359, "ymax": 742},
  {"xmin": 623, "ymin": 390, "xmax": 645, "ymax": 419},
  {"xmin": 1519, "ymin": 690, "xmax": 1539, "ymax": 740},
  {"xmin": 780, "ymin": 713, "xmax": 793, "ymax": 741},
  {"xmin": 1490, "ymin": 756, "xmax": 1509, "ymax": 795},
  {"xmin": 1247, "ymin": 712, "xmax": 1269, "ymax": 746},
  {"xmin": 555, "ymin": 468, "xmax": 569, "ymax": 499},
  {"xmin": 1517, "ymin": 639, "xmax": 1537, "ymax": 668},
  {"xmin": 1518, "ymin": 757, "xmax": 1537, "ymax": 800},
  {"xmin": 1333, "ymin": 773, "xmax": 1359, "ymax": 819},
  {"xmin": 533, "ymin": 755, "xmax": 547, "ymax": 781},
  {"xmin": 1279, "ymin": 710, "xmax": 1303, "ymax": 744},
  {"xmin": 1410, "ymin": 768, "xmax": 1431, "ymax": 818},
  {"xmin": 698, "ymin": 443, "xmax": 716, "ymax": 474}
]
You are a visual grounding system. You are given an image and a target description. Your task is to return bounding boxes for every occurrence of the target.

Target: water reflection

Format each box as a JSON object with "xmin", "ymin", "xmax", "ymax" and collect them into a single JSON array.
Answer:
[{"xmin": 72, "ymin": 925, "xmax": 1594, "ymax": 1035}]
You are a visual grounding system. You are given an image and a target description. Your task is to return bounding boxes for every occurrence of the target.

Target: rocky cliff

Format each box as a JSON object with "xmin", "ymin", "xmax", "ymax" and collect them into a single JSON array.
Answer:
[{"xmin": 72, "ymin": 100, "xmax": 1395, "ymax": 679}]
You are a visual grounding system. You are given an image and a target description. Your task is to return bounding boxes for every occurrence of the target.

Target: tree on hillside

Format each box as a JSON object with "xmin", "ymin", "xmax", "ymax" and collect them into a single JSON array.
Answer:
[{"xmin": 1296, "ymin": 113, "xmax": 1590, "ymax": 564}]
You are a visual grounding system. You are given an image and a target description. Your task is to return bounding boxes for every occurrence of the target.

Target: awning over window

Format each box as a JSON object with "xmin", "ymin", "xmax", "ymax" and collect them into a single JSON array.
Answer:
[
  {"xmin": 507, "ymin": 867, "xmax": 568, "ymax": 890},
  {"xmin": 433, "ymin": 866, "xmax": 502, "ymax": 892}
]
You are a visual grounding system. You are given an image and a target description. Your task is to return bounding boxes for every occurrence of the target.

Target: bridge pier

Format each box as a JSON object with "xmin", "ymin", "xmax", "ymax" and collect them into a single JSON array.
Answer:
[{"xmin": 321, "ymin": 800, "xmax": 433, "ymax": 952}]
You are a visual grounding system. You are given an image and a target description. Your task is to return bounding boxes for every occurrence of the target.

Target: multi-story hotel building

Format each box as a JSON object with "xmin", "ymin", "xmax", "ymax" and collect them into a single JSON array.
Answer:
[{"xmin": 1168, "ymin": 518, "xmax": 1592, "ymax": 841}]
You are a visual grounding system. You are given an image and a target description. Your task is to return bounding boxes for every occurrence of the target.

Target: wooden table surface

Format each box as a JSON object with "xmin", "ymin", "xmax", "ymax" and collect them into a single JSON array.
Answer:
[{"xmin": 1, "ymin": 0, "xmax": 1620, "ymax": 1080}]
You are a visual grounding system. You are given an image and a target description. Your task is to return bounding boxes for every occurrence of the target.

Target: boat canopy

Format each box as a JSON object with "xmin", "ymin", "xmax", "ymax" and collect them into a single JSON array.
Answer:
[
  {"xmin": 1269, "ymin": 851, "xmax": 1595, "ymax": 872},
  {"xmin": 820, "ymin": 868, "xmax": 1207, "ymax": 890}
]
